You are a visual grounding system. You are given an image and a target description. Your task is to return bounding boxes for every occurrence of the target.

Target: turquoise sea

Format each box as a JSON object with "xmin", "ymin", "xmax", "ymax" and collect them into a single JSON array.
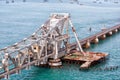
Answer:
[{"xmin": 0, "ymin": 0, "xmax": 120, "ymax": 80}]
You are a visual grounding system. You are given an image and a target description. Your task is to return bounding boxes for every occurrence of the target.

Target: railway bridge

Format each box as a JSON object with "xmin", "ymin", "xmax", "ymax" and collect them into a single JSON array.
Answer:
[{"xmin": 0, "ymin": 13, "xmax": 120, "ymax": 79}]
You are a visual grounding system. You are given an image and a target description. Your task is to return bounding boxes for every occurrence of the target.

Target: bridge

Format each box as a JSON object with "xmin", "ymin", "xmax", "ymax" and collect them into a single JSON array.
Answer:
[{"xmin": 0, "ymin": 13, "xmax": 120, "ymax": 79}]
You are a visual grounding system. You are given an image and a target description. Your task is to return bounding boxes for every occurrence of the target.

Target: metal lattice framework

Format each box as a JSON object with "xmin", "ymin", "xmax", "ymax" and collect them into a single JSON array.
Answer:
[{"xmin": 0, "ymin": 13, "xmax": 83, "ymax": 79}]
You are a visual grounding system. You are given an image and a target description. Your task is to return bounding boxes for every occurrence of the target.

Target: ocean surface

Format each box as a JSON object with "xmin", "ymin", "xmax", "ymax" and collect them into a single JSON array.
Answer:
[{"xmin": 0, "ymin": 0, "xmax": 120, "ymax": 80}]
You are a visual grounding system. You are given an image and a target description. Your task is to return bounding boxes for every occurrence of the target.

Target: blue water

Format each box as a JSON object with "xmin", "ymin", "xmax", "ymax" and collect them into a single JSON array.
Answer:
[{"xmin": 0, "ymin": 0, "xmax": 120, "ymax": 80}]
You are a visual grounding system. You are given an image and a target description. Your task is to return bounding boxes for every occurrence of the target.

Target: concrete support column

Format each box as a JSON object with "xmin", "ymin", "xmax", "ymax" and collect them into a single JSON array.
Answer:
[
  {"xmin": 92, "ymin": 37, "xmax": 99, "ymax": 44},
  {"xmin": 100, "ymin": 34, "xmax": 106, "ymax": 40},
  {"xmin": 107, "ymin": 31, "xmax": 112, "ymax": 36},
  {"xmin": 83, "ymin": 40, "xmax": 90, "ymax": 49},
  {"xmin": 114, "ymin": 29, "xmax": 118, "ymax": 33}
]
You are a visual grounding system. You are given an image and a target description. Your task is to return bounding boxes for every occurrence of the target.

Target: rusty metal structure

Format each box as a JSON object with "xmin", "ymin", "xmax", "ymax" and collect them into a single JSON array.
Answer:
[
  {"xmin": 0, "ymin": 13, "xmax": 84, "ymax": 79},
  {"xmin": 0, "ymin": 13, "xmax": 120, "ymax": 79}
]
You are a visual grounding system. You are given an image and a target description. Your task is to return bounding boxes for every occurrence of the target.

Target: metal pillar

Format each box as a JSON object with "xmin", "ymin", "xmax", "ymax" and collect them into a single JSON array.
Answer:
[{"xmin": 69, "ymin": 19, "xmax": 85, "ymax": 55}]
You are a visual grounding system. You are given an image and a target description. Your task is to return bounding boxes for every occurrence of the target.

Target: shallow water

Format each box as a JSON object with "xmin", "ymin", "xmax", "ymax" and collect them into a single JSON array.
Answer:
[{"xmin": 0, "ymin": 1, "xmax": 120, "ymax": 80}]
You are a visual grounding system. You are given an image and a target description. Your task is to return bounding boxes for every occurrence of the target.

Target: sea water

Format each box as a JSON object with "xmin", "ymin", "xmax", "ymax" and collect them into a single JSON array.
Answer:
[{"xmin": 0, "ymin": 0, "xmax": 120, "ymax": 80}]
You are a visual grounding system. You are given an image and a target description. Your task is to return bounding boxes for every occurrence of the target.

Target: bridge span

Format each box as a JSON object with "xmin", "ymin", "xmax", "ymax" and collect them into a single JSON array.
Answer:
[
  {"xmin": 0, "ymin": 13, "xmax": 120, "ymax": 79},
  {"xmin": 73, "ymin": 24, "xmax": 120, "ymax": 49}
]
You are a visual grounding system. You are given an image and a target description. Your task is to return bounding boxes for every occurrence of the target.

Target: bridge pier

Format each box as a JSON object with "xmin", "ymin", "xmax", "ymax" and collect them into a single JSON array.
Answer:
[
  {"xmin": 48, "ymin": 42, "xmax": 62, "ymax": 68},
  {"xmin": 107, "ymin": 31, "xmax": 112, "ymax": 36},
  {"xmin": 113, "ymin": 29, "xmax": 118, "ymax": 33},
  {"xmin": 99, "ymin": 34, "xmax": 106, "ymax": 40},
  {"xmin": 115, "ymin": 29, "xmax": 118, "ymax": 32},
  {"xmin": 48, "ymin": 59, "xmax": 62, "ymax": 68},
  {"xmin": 83, "ymin": 40, "xmax": 90, "ymax": 49},
  {"xmin": 91, "ymin": 37, "xmax": 99, "ymax": 44}
]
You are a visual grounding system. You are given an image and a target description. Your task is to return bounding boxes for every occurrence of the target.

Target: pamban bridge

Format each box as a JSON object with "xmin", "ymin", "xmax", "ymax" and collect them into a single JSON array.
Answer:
[{"xmin": 0, "ymin": 13, "xmax": 120, "ymax": 79}]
